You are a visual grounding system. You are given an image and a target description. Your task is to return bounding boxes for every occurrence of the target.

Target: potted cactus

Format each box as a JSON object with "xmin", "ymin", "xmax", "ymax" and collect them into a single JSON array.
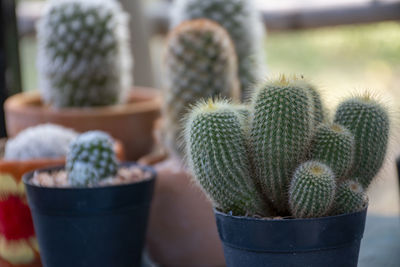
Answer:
[
  {"xmin": 0, "ymin": 124, "xmax": 125, "ymax": 267},
  {"xmin": 184, "ymin": 76, "xmax": 390, "ymax": 267},
  {"xmin": 23, "ymin": 131, "xmax": 156, "ymax": 267},
  {"xmin": 171, "ymin": 0, "xmax": 266, "ymax": 97},
  {"xmin": 142, "ymin": 19, "xmax": 240, "ymax": 265},
  {"xmin": 4, "ymin": 0, "xmax": 161, "ymax": 160}
]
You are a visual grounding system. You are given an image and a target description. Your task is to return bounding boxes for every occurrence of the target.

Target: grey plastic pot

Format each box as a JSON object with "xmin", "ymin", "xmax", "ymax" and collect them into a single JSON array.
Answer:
[
  {"xmin": 215, "ymin": 208, "xmax": 367, "ymax": 267},
  {"xmin": 23, "ymin": 163, "xmax": 156, "ymax": 267}
]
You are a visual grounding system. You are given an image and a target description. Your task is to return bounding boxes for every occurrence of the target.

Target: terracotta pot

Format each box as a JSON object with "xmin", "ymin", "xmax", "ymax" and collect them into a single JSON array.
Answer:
[
  {"xmin": 4, "ymin": 87, "xmax": 161, "ymax": 160},
  {"xmin": 0, "ymin": 140, "xmax": 125, "ymax": 267},
  {"xmin": 140, "ymin": 153, "xmax": 225, "ymax": 266}
]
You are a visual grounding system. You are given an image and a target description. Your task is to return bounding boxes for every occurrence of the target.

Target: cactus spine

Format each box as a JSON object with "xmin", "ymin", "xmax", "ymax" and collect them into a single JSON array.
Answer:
[
  {"xmin": 334, "ymin": 95, "xmax": 390, "ymax": 188},
  {"xmin": 249, "ymin": 77, "xmax": 314, "ymax": 212},
  {"xmin": 289, "ymin": 161, "xmax": 336, "ymax": 218},
  {"xmin": 163, "ymin": 19, "xmax": 239, "ymax": 157},
  {"xmin": 66, "ymin": 131, "xmax": 117, "ymax": 186},
  {"xmin": 185, "ymin": 100, "xmax": 267, "ymax": 216},
  {"xmin": 171, "ymin": 0, "xmax": 265, "ymax": 94},
  {"xmin": 37, "ymin": 0, "xmax": 132, "ymax": 107},
  {"xmin": 310, "ymin": 123, "xmax": 354, "ymax": 179},
  {"xmin": 4, "ymin": 124, "xmax": 78, "ymax": 160},
  {"xmin": 331, "ymin": 180, "xmax": 368, "ymax": 215}
]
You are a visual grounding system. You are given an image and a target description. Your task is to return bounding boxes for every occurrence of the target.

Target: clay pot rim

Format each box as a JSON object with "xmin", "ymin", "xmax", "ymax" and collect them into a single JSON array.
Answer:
[{"xmin": 4, "ymin": 87, "xmax": 161, "ymax": 118}]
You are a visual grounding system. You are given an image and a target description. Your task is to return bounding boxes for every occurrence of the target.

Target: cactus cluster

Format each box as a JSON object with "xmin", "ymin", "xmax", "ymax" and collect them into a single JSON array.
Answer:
[
  {"xmin": 185, "ymin": 76, "xmax": 389, "ymax": 218},
  {"xmin": 4, "ymin": 124, "xmax": 78, "ymax": 160},
  {"xmin": 171, "ymin": 0, "xmax": 265, "ymax": 94},
  {"xmin": 66, "ymin": 131, "xmax": 118, "ymax": 186},
  {"xmin": 37, "ymin": 0, "xmax": 132, "ymax": 107},
  {"xmin": 162, "ymin": 19, "xmax": 239, "ymax": 158}
]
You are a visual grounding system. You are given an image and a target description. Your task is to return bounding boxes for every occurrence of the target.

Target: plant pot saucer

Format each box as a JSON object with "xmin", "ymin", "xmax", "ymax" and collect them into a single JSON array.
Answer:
[{"xmin": 4, "ymin": 87, "xmax": 161, "ymax": 160}]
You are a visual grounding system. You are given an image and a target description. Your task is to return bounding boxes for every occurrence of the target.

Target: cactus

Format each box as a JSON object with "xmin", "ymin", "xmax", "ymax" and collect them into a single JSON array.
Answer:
[
  {"xmin": 171, "ymin": 0, "xmax": 265, "ymax": 94},
  {"xmin": 249, "ymin": 77, "xmax": 314, "ymax": 212},
  {"xmin": 4, "ymin": 124, "xmax": 78, "ymax": 160},
  {"xmin": 37, "ymin": 0, "xmax": 132, "ymax": 107},
  {"xmin": 185, "ymin": 99, "xmax": 267, "ymax": 216},
  {"xmin": 310, "ymin": 123, "xmax": 354, "ymax": 179},
  {"xmin": 300, "ymin": 80, "xmax": 325, "ymax": 126},
  {"xmin": 334, "ymin": 95, "xmax": 390, "ymax": 188},
  {"xmin": 162, "ymin": 19, "xmax": 239, "ymax": 157},
  {"xmin": 66, "ymin": 131, "xmax": 117, "ymax": 186},
  {"xmin": 289, "ymin": 161, "xmax": 336, "ymax": 218},
  {"xmin": 331, "ymin": 180, "xmax": 368, "ymax": 215}
]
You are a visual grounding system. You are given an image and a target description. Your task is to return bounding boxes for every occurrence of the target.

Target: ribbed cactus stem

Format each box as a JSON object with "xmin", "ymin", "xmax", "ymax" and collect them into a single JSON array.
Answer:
[
  {"xmin": 289, "ymin": 161, "xmax": 336, "ymax": 218},
  {"xmin": 331, "ymin": 180, "xmax": 368, "ymax": 215},
  {"xmin": 66, "ymin": 131, "xmax": 118, "ymax": 187},
  {"xmin": 310, "ymin": 123, "xmax": 355, "ymax": 179},
  {"xmin": 163, "ymin": 19, "xmax": 239, "ymax": 158},
  {"xmin": 334, "ymin": 95, "xmax": 390, "ymax": 188},
  {"xmin": 172, "ymin": 0, "xmax": 265, "ymax": 94},
  {"xmin": 37, "ymin": 0, "xmax": 132, "ymax": 107},
  {"xmin": 185, "ymin": 99, "xmax": 268, "ymax": 216},
  {"xmin": 250, "ymin": 76, "xmax": 315, "ymax": 212}
]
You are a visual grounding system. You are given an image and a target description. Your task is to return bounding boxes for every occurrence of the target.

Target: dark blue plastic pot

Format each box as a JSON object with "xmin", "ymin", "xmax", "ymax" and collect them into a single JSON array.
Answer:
[
  {"xmin": 215, "ymin": 208, "xmax": 367, "ymax": 267},
  {"xmin": 23, "ymin": 163, "xmax": 156, "ymax": 267}
]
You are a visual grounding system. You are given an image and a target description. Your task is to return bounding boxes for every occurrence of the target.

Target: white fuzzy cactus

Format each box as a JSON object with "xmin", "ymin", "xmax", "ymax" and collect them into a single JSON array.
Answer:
[
  {"xmin": 4, "ymin": 124, "xmax": 78, "ymax": 160},
  {"xmin": 37, "ymin": 0, "xmax": 133, "ymax": 107}
]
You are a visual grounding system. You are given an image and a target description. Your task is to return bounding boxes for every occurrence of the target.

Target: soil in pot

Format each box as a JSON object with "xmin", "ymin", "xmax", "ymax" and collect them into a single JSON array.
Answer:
[
  {"xmin": 23, "ymin": 163, "xmax": 156, "ymax": 267},
  {"xmin": 140, "ymin": 154, "xmax": 225, "ymax": 266},
  {"xmin": 4, "ymin": 88, "xmax": 161, "ymax": 160},
  {"xmin": 215, "ymin": 208, "xmax": 368, "ymax": 267}
]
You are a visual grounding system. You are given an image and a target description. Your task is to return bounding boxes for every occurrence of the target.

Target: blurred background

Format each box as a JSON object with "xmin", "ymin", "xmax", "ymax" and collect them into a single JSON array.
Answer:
[{"xmin": 9, "ymin": 0, "xmax": 399, "ymax": 216}]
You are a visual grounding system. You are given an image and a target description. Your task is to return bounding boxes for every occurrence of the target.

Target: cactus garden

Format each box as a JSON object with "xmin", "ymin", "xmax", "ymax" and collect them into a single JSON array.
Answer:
[{"xmin": 185, "ymin": 76, "xmax": 390, "ymax": 218}]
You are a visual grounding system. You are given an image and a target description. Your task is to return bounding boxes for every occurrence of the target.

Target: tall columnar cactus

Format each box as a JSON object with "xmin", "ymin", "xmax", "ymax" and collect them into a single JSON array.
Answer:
[
  {"xmin": 250, "ymin": 77, "xmax": 314, "ymax": 212},
  {"xmin": 331, "ymin": 180, "xmax": 368, "ymax": 215},
  {"xmin": 310, "ymin": 123, "xmax": 354, "ymax": 179},
  {"xmin": 185, "ymin": 100, "xmax": 267, "ymax": 216},
  {"xmin": 37, "ymin": 0, "xmax": 132, "ymax": 107},
  {"xmin": 163, "ymin": 19, "xmax": 239, "ymax": 157},
  {"xmin": 289, "ymin": 161, "xmax": 336, "ymax": 218},
  {"xmin": 171, "ymin": 0, "xmax": 265, "ymax": 94},
  {"xmin": 66, "ymin": 131, "xmax": 117, "ymax": 186},
  {"xmin": 4, "ymin": 124, "xmax": 78, "ymax": 160},
  {"xmin": 334, "ymin": 95, "xmax": 390, "ymax": 188}
]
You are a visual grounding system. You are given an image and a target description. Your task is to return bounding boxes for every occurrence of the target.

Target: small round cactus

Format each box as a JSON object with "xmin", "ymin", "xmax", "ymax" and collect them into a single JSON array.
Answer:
[
  {"xmin": 4, "ymin": 124, "xmax": 78, "ymax": 160},
  {"xmin": 250, "ymin": 76, "xmax": 315, "ymax": 212},
  {"xmin": 162, "ymin": 19, "xmax": 239, "ymax": 158},
  {"xmin": 334, "ymin": 95, "xmax": 390, "ymax": 188},
  {"xmin": 37, "ymin": 0, "xmax": 132, "ymax": 107},
  {"xmin": 310, "ymin": 123, "xmax": 355, "ymax": 179},
  {"xmin": 331, "ymin": 180, "xmax": 368, "ymax": 215},
  {"xmin": 66, "ymin": 131, "xmax": 117, "ymax": 186},
  {"xmin": 185, "ymin": 99, "xmax": 267, "ymax": 216},
  {"xmin": 289, "ymin": 161, "xmax": 336, "ymax": 218},
  {"xmin": 171, "ymin": 0, "xmax": 266, "ymax": 94}
]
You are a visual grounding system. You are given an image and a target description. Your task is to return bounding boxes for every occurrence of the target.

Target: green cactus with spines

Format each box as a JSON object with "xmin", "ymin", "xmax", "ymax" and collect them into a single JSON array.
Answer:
[
  {"xmin": 289, "ymin": 161, "xmax": 336, "ymax": 218},
  {"xmin": 299, "ymin": 79, "xmax": 325, "ymax": 126},
  {"xmin": 66, "ymin": 131, "xmax": 118, "ymax": 186},
  {"xmin": 334, "ymin": 95, "xmax": 390, "ymax": 188},
  {"xmin": 37, "ymin": 0, "xmax": 132, "ymax": 107},
  {"xmin": 310, "ymin": 123, "xmax": 355, "ymax": 179},
  {"xmin": 331, "ymin": 180, "xmax": 368, "ymax": 215},
  {"xmin": 163, "ymin": 19, "xmax": 240, "ymax": 158},
  {"xmin": 249, "ymin": 76, "xmax": 315, "ymax": 212},
  {"xmin": 171, "ymin": 0, "xmax": 265, "ymax": 95},
  {"xmin": 185, "ymin": 99, "xmax": 268, "ymax": 216}
]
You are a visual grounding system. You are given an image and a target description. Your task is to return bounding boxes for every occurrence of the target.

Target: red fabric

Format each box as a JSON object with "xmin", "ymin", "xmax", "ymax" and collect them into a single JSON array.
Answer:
[{"xmin": 0, "ymin": 196, "xmax": 35, "ymax": 240}]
